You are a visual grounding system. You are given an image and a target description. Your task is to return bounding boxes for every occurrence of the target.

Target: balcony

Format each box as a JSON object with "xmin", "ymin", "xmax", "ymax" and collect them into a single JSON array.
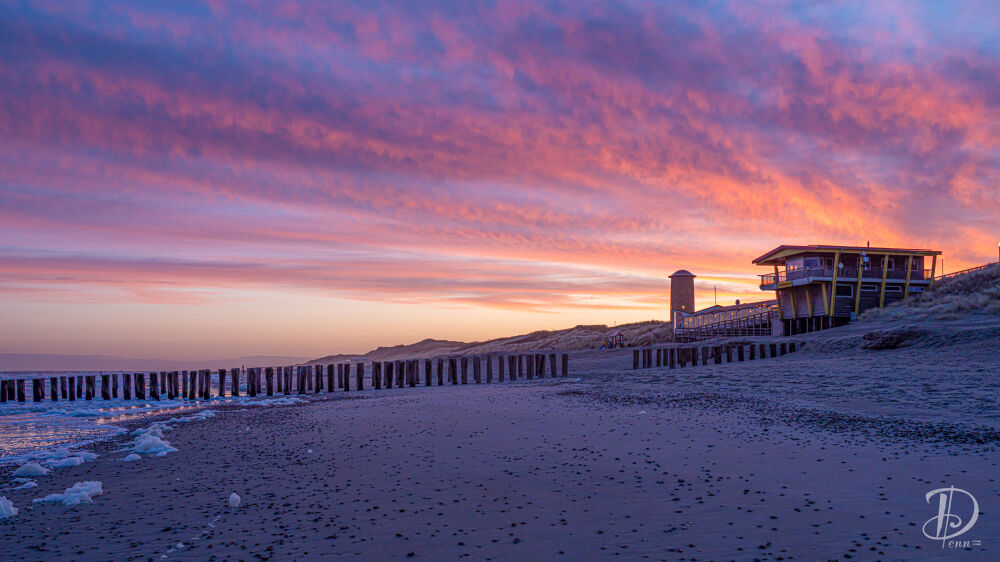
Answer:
[{"xmin": 759, "ymin": 267, "xmax": 931, "ymax": 288}]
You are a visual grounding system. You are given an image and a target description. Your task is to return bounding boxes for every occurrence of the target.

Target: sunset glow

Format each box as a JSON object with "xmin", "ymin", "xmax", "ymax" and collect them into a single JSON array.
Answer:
[{"xmin": 2, "ymin": 1, "xmax": 998, "ymax": 359}]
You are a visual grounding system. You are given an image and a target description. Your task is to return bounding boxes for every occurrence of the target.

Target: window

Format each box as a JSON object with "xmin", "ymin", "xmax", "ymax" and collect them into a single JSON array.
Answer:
[
  {"xmin": 887, "ymin": 258, "xmax": 896, "ymax": 270},
  {"xmin": 835, "ymin": 284, "xmax": 854, "ymax": 297},
  {"xmin": 885, "ymin": 285, "xmax": 903, "ymax": 293},
  {"xmin": 823, "ymin": 257, "xmax": 833, "ymax": 269},
  {"xmin": 861, "ymin": 284, "xmax": 878, "ymax": 292}
]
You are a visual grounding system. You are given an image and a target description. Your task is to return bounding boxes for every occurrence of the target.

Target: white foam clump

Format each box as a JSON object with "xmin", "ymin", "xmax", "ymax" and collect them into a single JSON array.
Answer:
[
  {"xmin": 0, "ymin": 496, "xmax": 17, "ymax": 519},
  {"xmin": 243, "ymin": 397, "xmax": 306, "ymax": 407},
  {"xmin": 125, "ymin": 410, "xmax": 217, "ymax": 459},
  {"xmin": 33, "ymin": 481, "xmax": 103, "ymax": 506},
  {"xmin": 13, "ymin": 462, "xmax": 49, "ymax": 477},
  {"xmin": 50, "ymin": 451, "xmax": 98, "ymax": 468},
  {"xmin": 123, "ymin": 453, "xmax": 141, "ymax": 462}
]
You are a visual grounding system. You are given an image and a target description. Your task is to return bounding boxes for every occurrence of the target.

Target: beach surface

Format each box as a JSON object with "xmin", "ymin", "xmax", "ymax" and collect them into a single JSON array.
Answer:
[{"xmin": 2, "ymin": 316, "xmax": 999, "ymax": 560}]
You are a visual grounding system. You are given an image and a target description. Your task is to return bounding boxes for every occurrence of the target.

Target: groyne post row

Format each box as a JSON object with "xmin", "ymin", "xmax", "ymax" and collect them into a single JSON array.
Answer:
[
  {"xmin": 632, "ymin": 341, "xmax": 801, "ymax": 370},
  {"xmin": 0, "ymin": 353, "xmax": 570, "ymax": 404}
]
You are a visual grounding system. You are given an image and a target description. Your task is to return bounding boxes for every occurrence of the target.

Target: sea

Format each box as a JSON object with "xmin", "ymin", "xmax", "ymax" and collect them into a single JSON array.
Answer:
[{"xmin": 0, "ymin": 371, "xmax": 243, "ymax": 465}]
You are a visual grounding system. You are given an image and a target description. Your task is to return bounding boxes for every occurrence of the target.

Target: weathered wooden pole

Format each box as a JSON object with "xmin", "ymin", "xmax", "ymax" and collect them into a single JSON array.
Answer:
[
  {"xmin": 509, "ymin": 355, "xmax": 517, "ymax": 381},
  {"xmin": 260, "ymin": 367, "xmax": 271, "ymax": 396},
  {"xmin": 355, "ymin": 363, "xmax": 364, "ymax": 391},
  {"xmin": 486, "ymin": 356, "xmax": 494, "ymax": 383},
  {"xmin": 536, "ymin": 354, "xmax": 545, "ymax": 378},
  {"xmin": 779, "ymin": 342, "xmax": 787, "ymax": 356},
  {"xmin": 449, "ymin": 357, "xmax": 458, "ymax": 385},
  {"xmin": 633, "ymin": 349, "xmax": 639, "ymax": 370},
  {"xmin": 84, "ymin": 375, "xmax": 94, "ymax": 400},
  {"xmin": 160, "ymin": 371, "xmax": 167, "ymax": 395},
  {"xmin": 656, "ymin": 348, "xmax": 662, "ymax": 367},
  {"xmin": 394, "ymin": 361, "xmax": 403, "ymax": 388},
  {"xmin": 216, "ymin": 368, "xmax": 227, "ymax": 398},
  {"xmin": 561, "ymin": 353, "xmax": 568, "ymax": 377},
  {"xmin": 497, "ymin": 354, "xmax": 505, "ymax": 382},
  {"xmin": 373, "ymin": 361, "xmax": 382, "ymax": 389},
  {"xmin": 76, "ymin": 375, "xmax": 84, "ymax": 398},
  {"xmin": 749, "ymin": 344, "xmax": 757, "ymax": 360},
  {"xmin": 0, "ymin": 381, "xmax": 5, "ymax": 404},
  {"xmin": 136, "ymin": 373, "xmax": 146, "ymax": 400},
  {"xmin": 409, "ymin": 360, "xmax": 417, "ymax": 387},
  {"xmin": 31, "ymin": 378, "xmax": 42, "ymax": 402},
  {"xmin": 121, "ymin": 374, "xmax": 129, "ymax": 400},
  {"xmin": 324, "ymin": 364, "xmax": 334, "ymax": 393},
  {"xmin": 50, "ymin": 376, "xmax": 59, "ymax": 401},
  {"xmin": 789, "ymin": 341, "xmax": 797, "ymax": 353},
  {"xmin": 526, "ymin": 354, "xmax": 534, "ymax": 380},
  {"xmin": 460, "ymin": 357, "xmax": 469, "ymax": 384},
  {"xmin": 517, "ymin": 354, "xmax": 524, "ymax": 379},
  {"xmin": 313, "ymin": 365, "xmax": 321, "ymax": 394},
  {"xmin": 147, "ymin": 373, "xmax": 158, "ymax": 401},
  {"xmin": 548, "ymin": 353, "xmax": 557, "ymax": 378},
  {"xmin": 668, "ymin": 348, "xmax": 676, "ymax": 369},
  {"xmin": 737, "ymin": 345, "xmax": 745, "ymax": 362},
  {"xmin": 436, "ymin": 358, "xmax": 444, "ymax": 386},
  {"xmin": 758, "ymin": 343, "xmax": 766, "ymax": 359},
  {"xmin": 690, "ymin": 347, "xmax": 699, "ymax": 367},
  {"xmin": 228, "ymin": 367, "xmax": 238, "ymax": 397},
  {"xmin": 713, "ymin": 347, "xmax": 722, "ymax": 364},
  {"xmin": 424, "ymin": 359, "xmax": 432, "ymax": 386},
  {"xmin": 60, "ymin": 376, "xmax": 68, "ymax": 399},
  {"xmin": 473, "ymin": 356, "xmax": 482, "ymax": 384},
  {"xmin": 769, "ymin": 343, "xmax": 777, "ymax": 358},
  {"xmin": 384, "ymin": 361, "xmax": 394, "ymax": 389},
  {"xmin": 725, "ymin": 346, "xmax": 733, "ymax": 363}
]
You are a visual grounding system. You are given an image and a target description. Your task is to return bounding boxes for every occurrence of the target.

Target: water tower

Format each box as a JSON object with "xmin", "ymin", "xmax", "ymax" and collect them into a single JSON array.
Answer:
[{"xmin": 669, "ymin": 269, "xmax": 696, "ymax": 326}]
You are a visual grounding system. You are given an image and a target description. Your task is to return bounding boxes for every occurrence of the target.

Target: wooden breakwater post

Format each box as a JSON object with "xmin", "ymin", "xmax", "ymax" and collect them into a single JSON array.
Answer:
[
  {"xmin": 356, "ymin": 363, "xmax": 364, "ymax": 391},
  {"xmin": 263, "ymin": 367, "xmax": 273, "ymax": 396},
  {"xmin": 425, "ymin": 359, "xmax": 433, "ymax": 386},
  {"xmin": 561, "ymin": 353, "xmax": 568, "ymax": 377},
  {"xmin": 656, "ymin": 348, "xmax": 662, "ymax": 367},
  {"xmin": 343, "ymin": 363, "xmax": 351, "ymax": 391},
  {"xmin": 725, "ymin": 346, "xmax": 734, "ymax": 363},
  {"xmin": 668, "ymin": 348, "xmax": 676, "ymax": 369},
  {"xmin": 487, "ymin": 356, "xmax": 494, "ymax": 383},
  {"xmin": 0, "ymin": 381, "xmax": 6, "ymax": 403},
  {"xmin": 121, "ymin": 374, "xmax": 130, "ymax": 400},
  {"xmin": 148, "ymin": 373, "xmax": 159, "ymax": 401},
  {"xmin": 315, "ymin": 365, "xmax": 324, "ymax": 393},
  {"xmin": 16, "ymin": 379, "xmax": 26, "ymax": 402},
  {"xmin": 392, "ymin": 361, "xmax": 402, "ymax": 388},
  {"xmin": 548, "ymin": 353, "xmax": 557, "ymax": 378},
  {"xmin": 373, "ymin": 362, "xmax": 382, "ymax": 389},
  {"xmin": 525, "ymin": 355, "xmax": 534, "ymax": 380},
  {"xmin": 633, "ymin": 350, "xmax": 639, "ymax": 370},
  {"xmin": 31, "ymin": 378, "xmax": 42, "ymax": 402},
  {"xmin": 384, "ymin": 361, "xmax": 394, "ymax": 389},
  {"xmin": 789, "ymin": 341, "xmax": 797, "ymax": 353},
  {"xmin": 769, "ymin": 343, "xmax": 777, "ymax": 358},
  {"xmin": 324, "ymin": 364, "xmax": 333, "ymax": 393},
  {"xmin": 459, "ymin": 357, "xmax": 468, "ymax": 384},
  {"xmin": 498, "ymin": 354, "xmax": 505, "ymax": 382},
  {"xmin": 135, "ymin": 373, "xmax": 145, "ymax": 400},
  {"xmin": 737, "ymin": 345, "xmax": 745, "ymax": 362},
  {"xmin": 407, "ymin": 360, "xmax": 417, "ymax": 387},
  {"xmin": 473, "ymin": 356, "xmax": 482, "ymax": 384},
  {"xmin": 50, "ymin": 377, "xmax": 59, "ymax": 401},
  {"xmin": 508, "ymin": 355, "xmax": 517, "ymax": 381},
  {"xmin": 448, "ymin": 358, "xmax": 457, "ymax": 385},
  {"xmin": 779, "ymin": 342, "xmax": 788, "ymax": 356},
  {"xmin": 436, "ymin": 358, "xmax": 444, "ymax": 386}
]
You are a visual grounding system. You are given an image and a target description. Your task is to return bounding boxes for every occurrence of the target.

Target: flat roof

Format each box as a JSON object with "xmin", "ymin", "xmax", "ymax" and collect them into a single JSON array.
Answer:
[{"xmin": 753, "ymin": 244, "xmax": 941, "ymax": 266}]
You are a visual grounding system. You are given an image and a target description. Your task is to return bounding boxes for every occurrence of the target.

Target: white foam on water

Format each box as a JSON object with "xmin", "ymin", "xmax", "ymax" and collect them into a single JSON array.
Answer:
[{"xmin": 33, "ymin": 481, "xmax": 103, "ymax": 506}]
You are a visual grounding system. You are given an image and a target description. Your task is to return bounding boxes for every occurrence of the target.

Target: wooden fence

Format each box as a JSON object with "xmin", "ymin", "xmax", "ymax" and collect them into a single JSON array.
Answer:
[
  {"xmin": 0, "ymin": 353, "xmax": 570, "ymax": 404},
  {"xmin": 631, "ymin": 341, "xmax": 804, "ymax": 370}
]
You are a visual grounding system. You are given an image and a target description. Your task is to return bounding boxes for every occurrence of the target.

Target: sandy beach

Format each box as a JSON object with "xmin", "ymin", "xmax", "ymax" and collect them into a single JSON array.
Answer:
[{"xmin": 2, "ymin": 315, "xmax": 998, "ymax": 560}]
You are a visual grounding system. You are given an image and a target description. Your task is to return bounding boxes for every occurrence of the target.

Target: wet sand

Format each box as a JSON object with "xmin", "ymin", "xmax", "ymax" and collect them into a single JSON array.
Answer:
[{"xmin": 2, "ymin": 338, "xmax": 998, "ymax": 560}]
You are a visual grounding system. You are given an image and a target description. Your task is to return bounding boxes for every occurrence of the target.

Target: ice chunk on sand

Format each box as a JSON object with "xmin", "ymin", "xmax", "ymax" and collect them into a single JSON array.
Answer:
[
  {"xmin": 229, "ymin": 492, "xmax": 240, "ymax": 508},
  {"xmin": 0, "ymin": 496, "xmax": 16, "ymax": 519},
  {"xmin": 124, "ymin": 453, "xmax": 141, "ymax": 462},
  {"xmin": 14, "ymin": 480, "xmax": 37, "ymax": 490},
  {"xmin": 33, "ymin": 481, "xmax": 103, "ymax": 506},
  {"xmin": 52, "ymin": 457, "xmax": 84, "ymax": 468},
  {"xmin": 13, "ymin": 462, "xmax": 48, "ymax": 477}
]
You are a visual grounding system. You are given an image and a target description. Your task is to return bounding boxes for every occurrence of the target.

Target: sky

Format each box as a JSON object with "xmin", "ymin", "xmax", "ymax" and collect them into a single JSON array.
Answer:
[{"xmin": 1, "ymin": 1, "xmax": 998, "ymax": 360}]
